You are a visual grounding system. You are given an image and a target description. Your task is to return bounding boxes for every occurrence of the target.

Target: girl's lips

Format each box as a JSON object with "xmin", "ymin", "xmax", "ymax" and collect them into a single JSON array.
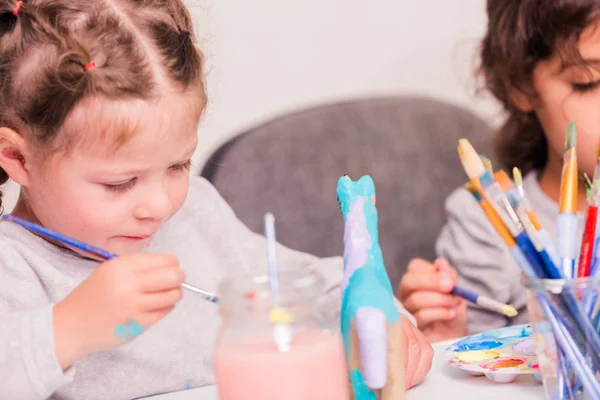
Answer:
[{"xmin": 119, "ymin": 234, "xmax": 152, "ymax": 240}]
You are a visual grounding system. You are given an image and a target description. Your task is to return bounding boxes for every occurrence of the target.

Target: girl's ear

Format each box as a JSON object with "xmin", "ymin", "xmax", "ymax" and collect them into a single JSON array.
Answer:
[
  {"xmin": 0, "ymin": 127, "xmax": 31, "ymax": 187},
  {"xmin": 509, "ymin": 88, "xmax": 534, "ymax": 113}
]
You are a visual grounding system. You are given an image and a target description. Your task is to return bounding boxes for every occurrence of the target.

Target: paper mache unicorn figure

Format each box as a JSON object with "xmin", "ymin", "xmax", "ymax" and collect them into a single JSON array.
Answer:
[{"xmin": 336, "ymin": 175, "xmax": 405, "ymax": 400}]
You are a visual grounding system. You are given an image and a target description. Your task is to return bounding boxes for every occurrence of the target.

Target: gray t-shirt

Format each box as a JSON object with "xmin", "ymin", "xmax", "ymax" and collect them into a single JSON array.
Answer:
[
  {"xmin": 0, "ymin": 177, "xmax": 345, "ymax": 400},
  {"xmin": 436, "ymin": 172, "xmax": 584, "ymax": 334}
]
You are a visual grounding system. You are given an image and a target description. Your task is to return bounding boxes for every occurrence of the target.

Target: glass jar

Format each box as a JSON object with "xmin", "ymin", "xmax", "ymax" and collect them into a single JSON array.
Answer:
[
  {"xmin": 213, "ymin": 268, "xmax": 350, "ymax": 400},
  {"xmin": 524, "ymin": 278, "xmax": 600, "ymax": 400}
]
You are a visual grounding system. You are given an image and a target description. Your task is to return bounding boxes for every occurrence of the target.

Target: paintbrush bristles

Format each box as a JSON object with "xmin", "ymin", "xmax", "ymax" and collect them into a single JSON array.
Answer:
[
  {"xmin": 458, "ymin": 139, "xmax": 486, "ymax": 180},
  {"xmin": 559, "ymin": 123, "xmax": 578, "ymax": 214},
  {"xmin": 565, "ymin": 121, "xmax": 577, "ymax": 151},
  {"xmin": 513, "ymin": 167, "xmax": 523, "ymax": 187},
  {"xmin": 480, "ymin": 156, "xmax": 493, "ymax": 175}
]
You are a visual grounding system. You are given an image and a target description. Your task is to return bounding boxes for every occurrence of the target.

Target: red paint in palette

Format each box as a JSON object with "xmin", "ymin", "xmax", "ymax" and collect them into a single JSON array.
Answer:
[{"xmin": 481, "ymin": 357, "xmax": 526, "ymax": 371}]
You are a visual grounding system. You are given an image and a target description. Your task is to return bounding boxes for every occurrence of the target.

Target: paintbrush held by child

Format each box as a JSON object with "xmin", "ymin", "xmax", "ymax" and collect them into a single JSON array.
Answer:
[
  {"xmin": 0, "ymin": 1, "xmax": 432, "ymax": 398},
  {"xmin": 399, "ymin": 0, "xmax": 600, "ymax": 342}
]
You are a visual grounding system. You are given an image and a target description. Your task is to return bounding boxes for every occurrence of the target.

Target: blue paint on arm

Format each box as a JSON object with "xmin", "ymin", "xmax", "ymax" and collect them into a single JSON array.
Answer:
[{"xmin": 114, "ymin": 319, "xmax": 144, "ymax": 339}]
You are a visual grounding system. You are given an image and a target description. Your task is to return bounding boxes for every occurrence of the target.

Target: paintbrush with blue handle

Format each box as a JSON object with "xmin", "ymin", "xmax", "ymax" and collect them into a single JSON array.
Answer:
[{"xmin": 1, "ymin": 214, "xmax": 219, "ymax": 304}]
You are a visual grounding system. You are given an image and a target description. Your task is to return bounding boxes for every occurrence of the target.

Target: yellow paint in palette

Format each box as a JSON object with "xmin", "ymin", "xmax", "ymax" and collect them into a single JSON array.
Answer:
[
  {"xmin": 444, "ymin": 324, "xmax": 539, "ymax": 383},
  {"xmin": 455, "ymin": 350, "xmax": 502, "ymax": 363},
  {"xmin": 518, "ymin": 364, "xmax": 538, "ymax": 372}
]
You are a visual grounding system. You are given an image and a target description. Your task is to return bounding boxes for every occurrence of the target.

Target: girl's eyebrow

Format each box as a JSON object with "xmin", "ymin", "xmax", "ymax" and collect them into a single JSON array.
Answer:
[
  {"xmin": 93, "ymin": 140, "xmax": 198, "ymax": 176},
  {"xmin": 560, "ymin": 58, "xmax": 600, "ymax": 72},
  {"xmin": 95, "ymin": 165, "xmax": 148, "ymax": 176}
]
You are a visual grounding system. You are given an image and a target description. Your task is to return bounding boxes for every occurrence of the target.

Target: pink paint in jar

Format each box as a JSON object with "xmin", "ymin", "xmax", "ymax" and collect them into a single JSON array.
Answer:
[{"xmin": 213, "ymin": 269, "xmax": 350, "ymax": 400}]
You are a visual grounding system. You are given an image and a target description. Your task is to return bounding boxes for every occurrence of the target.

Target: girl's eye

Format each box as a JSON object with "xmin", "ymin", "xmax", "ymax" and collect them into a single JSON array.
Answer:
[
  {"xmin": 170, "ymin": 160, "xmax": 192, "ymax": 172},
  {"xmin": 572, "ymin": 80, "xmax": 600, "ymax": 92},
  {"xmin": 104, "ymin": 178, "xmax": 137, "ymax": 193}
]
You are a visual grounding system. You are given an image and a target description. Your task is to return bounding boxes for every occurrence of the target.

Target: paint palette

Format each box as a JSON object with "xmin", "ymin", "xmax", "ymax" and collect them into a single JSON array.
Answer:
[{"xmin": 444, "ymin": 324, "xmax": 539, "ymax": 383}]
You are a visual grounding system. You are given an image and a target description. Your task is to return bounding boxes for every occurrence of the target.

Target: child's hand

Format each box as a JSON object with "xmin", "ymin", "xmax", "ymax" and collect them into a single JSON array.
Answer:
[
  {"xmin": 53, "ymin": 253, "xmax": 185, "ymax": 369},
  {"xmin": 398, "ymin": 258, "xmax": 467, "ymax": 342},
  {"xmin": 400, "ymin": 315, "xmax": 433, "ymax": 388}
]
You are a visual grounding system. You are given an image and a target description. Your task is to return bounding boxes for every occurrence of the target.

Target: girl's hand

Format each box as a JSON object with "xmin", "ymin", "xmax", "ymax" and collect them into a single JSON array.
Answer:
[
  {"xmin": 53, "ymin": 253, "xmax": 185, "ymax": 369},
  {"xmin": 399, "ymin": 258, "xmax": 467, "ymax": 342},
  {"xmin": 400, "ymin": 315, "xmax": 434, "ymax": 388}
]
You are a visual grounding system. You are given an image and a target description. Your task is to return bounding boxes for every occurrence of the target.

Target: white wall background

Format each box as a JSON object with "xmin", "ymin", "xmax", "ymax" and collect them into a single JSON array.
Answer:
[{"xmin": 2, "ymin": 0, "xmax": 501, "ymax": 213}]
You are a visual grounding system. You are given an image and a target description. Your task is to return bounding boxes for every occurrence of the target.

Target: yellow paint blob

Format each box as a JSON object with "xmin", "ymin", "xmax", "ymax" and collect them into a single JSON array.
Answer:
[
  {"xmin": 503, "ymin": 305, "xmax": 518, "ymax": 318},
  {"xmin": 455, "ymin": 350, "xmax": 502, "ymax": 363},
  {"xmin": 269, "ymin": 307, "xmax": 293, "ymax": 324}
]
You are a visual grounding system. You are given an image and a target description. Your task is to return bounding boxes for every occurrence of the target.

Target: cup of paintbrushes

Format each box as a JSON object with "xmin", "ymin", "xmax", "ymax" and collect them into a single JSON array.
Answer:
[{"xmin": 524, "ymin": 278, "xmax": 600, "ymax": 400}]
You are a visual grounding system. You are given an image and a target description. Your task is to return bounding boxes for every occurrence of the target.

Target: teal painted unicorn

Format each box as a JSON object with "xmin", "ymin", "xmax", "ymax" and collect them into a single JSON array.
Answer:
[{"xmin": 337, "ymin": 175, "xmax": 404, "ymax": 400}]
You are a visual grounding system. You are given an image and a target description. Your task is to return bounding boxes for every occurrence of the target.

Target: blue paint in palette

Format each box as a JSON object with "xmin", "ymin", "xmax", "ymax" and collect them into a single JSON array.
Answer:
[
  {"xmin": 114, "ymin": 319, "xmax": 144, "ymax": 339},
  {"xmin": 449, "ymin": 325, "xmax": 533, "ymax": 354},
  {"xmin": 454, "ymin": 340, "xmax": 503, "ymax": 352},
  {"xmin": 444, "ymin": 324, "xmax": 539, "ymax": 382}
]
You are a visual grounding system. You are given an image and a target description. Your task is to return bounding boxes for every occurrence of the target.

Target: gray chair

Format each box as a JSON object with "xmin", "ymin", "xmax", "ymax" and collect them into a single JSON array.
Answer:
[{"xmin": 200, "ymin": 96, "xmax": 494, "ymax": 291}]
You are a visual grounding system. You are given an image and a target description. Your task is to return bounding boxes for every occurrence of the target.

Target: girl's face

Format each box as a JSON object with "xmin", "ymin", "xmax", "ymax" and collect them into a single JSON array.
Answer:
[
  {"xmin": 17, "ymin": 91, "xmax": 201, "ymax": 256},
  {"xmin": 530, "ymin": 23, "xmax": 600, "ymax": 182}
]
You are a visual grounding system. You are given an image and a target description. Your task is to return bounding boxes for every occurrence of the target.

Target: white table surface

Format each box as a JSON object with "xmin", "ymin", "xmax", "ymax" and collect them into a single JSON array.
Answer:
[{"xmin": 144, "ymin": 339, "xmax": 546, "ymax": 400}]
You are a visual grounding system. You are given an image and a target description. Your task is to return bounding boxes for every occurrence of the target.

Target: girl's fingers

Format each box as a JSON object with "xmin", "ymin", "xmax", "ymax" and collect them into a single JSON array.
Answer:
[
  {"xmin": 139, "ymin": 288, "xmax": 184, "ymax": 311},
  {"xmin": 402, "ymin": 291, "xmax": 463, "ymax": 314},
  {"xmin": 413, "ymin": 307, "xmax": 458, "ymax": 328},
  {"xmin": 407, "ymin": 258, "xmax": 437, "ymax": 274},
  {"xmin": 399, "ymin": 271, "xmax": 451, "ymax": 299},
  {"xmin": 434, "ymin": 258, "xmax": 458, "ymax": 281},
  {"xmin": 138, "ymin": 267, "xmax": 186, "ymax": 293}
]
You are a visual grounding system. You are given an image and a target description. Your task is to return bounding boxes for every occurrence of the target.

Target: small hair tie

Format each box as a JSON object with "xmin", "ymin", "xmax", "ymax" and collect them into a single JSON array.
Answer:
[
  {"xmin": 13, "ymin": 1, "xmax": 23, "ymax": 16},
  {"xmin": 84, "ymin": 61, "xmax": 96, "ymax": 71}
]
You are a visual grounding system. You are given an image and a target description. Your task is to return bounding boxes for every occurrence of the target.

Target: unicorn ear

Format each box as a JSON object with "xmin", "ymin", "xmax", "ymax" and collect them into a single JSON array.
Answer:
[
  {"xmin": 356, "ymin": 175, "xmax": 376, "ymax": 196},
  {"xmin": 336, "ymin": 175, "xmax": 356, "ymax": 214},
  {"xmin": 337, "ymin": 175, "xmax": 354, "ymax": 191}
]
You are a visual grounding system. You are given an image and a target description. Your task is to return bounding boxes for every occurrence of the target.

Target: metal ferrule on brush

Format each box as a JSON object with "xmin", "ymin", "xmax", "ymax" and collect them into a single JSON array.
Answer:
[
  {"xmin": 508, "ymin": 189, "xmax": 545, "ymax": 252},
  {"xmin": 480, "ymin": 178, "xmax": 522, "ymax": 237}
]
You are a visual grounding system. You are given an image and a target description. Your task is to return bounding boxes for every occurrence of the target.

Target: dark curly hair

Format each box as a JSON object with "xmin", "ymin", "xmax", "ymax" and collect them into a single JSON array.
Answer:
[{"xmin": 480, "ymin": 0, "xmax": 600, "ymax": 174}]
